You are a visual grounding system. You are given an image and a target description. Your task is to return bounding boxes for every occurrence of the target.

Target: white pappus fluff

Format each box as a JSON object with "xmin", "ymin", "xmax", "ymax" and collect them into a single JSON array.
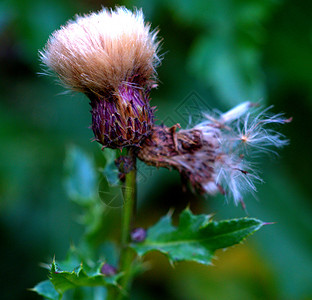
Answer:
[{"xmin": 194, "ymin": 102, "xmax": 290, "ymax": 205}]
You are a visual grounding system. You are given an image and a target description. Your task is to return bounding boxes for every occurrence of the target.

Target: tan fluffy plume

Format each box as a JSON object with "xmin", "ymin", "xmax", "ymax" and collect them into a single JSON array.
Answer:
[{"xmin": 40, "ymin": 7, "xmax": 160, "ymax": 96}]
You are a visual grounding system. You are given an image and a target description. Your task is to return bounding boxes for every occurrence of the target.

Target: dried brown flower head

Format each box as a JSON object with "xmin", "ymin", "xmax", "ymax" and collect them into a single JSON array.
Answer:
[{"xmin": 138, "ymin": 102, "xmax": 289, "ymax": 205}]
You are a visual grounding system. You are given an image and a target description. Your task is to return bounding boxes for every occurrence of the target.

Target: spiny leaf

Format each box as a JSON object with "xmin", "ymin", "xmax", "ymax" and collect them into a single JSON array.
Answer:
[
  {"xmin": 131, "ymin": 208, "xmax": 265, "ymax": 265},
  {"xmin": 49, "ymin": 260, "xmax": 122, "ymax": 296},
  {"xmin": 31, "ymin": 280, "xmax": 60, "ymax": 300}
]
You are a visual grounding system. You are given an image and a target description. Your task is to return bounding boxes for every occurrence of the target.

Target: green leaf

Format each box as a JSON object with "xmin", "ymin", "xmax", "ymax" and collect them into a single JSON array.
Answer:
[
  {"xmin": 97, "ymin": 148, "xmax": 126, "ymax": 208},
  {"xmin": 100, "ymin": 148, "xmax": 119, "ymax": 186},
  {"xmin": 32, "ymin": 244, "xmax": 120, "ymax": 299},
  {"xmin": 31, "ymin": 280, "xmax": 60, "ymax": 300},
  {"xmin": 64, "ymin": 145, "xmax": 97, "ymax": 205},
  {"xmin": 49, "ymin": 259, "xmax": 121, "ymax": 296},
  {"xmin": 132, "ymin": 208, "xmax": 264, "ymax": 265}
]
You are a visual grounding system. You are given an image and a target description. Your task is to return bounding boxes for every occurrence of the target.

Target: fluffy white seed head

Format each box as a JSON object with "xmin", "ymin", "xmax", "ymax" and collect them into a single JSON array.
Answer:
[{"xmin": 40, "ymin": 7, "xmax": 160, "ymax": 96}]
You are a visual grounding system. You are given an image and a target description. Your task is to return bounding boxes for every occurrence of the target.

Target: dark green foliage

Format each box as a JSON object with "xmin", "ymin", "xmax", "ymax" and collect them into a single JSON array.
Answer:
[
  {"xmin": 132, "ymin": 209, "xmax": 263, "ymax": 265},
  {"xmin": 33, "ymin": 255, "xmax": 122, "ymax": 299},
  {"xmin": 32, "ymin": 281, "xmax": 60, "ymax": 300}
]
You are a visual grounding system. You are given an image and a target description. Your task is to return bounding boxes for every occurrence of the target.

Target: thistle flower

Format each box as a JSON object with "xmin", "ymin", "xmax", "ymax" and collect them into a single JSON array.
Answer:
[
  {"xmin": 138, "ymin": 102, "xmax": 290, "ymax": 205},
  {"xmin": 40, "ymin": 8, "xmax": 290, "ymax": 205},
  {"xmin": 40, "ymin": 7, "xmax": 160, "ymax": 149}
]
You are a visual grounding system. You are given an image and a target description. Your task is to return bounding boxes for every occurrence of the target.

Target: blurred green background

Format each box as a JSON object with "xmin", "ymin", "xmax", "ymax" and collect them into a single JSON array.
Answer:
[{"xmin": 0, "ymin": 0, "xmax": 311, "ymax": 299}]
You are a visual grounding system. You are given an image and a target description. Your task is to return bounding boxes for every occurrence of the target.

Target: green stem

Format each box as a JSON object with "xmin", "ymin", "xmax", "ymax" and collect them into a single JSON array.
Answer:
[
  {"xmin": 108, "ymin": 148, "xmax": 137, "ymax": 300},
  {"xmin": 121, "ymin": 153, "xmax": 137, "ymax": 247}
]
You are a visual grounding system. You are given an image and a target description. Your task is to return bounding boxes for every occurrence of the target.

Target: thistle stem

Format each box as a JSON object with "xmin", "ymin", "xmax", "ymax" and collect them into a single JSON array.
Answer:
[
  {"xmin": 108, "ymin": 148, "xmax": 137, "ymax": 300},
  {"xmin": 121, "ymin": 152, "xmax": 137, "ymax": 247}
]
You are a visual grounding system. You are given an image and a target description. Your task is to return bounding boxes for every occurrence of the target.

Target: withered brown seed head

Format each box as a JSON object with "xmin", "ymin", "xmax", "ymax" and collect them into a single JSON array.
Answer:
[
  {"xmin": 138, "ymin": 124, "xmax": 218, "ymax": 193},
  {"xmin": 138, "ymin": 102, "xmax": 290, "ymax": 204}
]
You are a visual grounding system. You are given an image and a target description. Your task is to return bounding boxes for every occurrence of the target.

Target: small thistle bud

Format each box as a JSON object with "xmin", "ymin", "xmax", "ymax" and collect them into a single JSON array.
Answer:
[
  {"xmin": 40, "ymin": 7, "xmax": 160, "ymax": 149},
  {"xmin": 131, "ymin": 227, "xmax": 147, "ymax": 242},
  {"xmin": 100, "ymin": 263, "xmax": 117, "ymax": 276},
  {"xmin": 138, "ymin": 103, "xmax": 290, "ymax": 205}
]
